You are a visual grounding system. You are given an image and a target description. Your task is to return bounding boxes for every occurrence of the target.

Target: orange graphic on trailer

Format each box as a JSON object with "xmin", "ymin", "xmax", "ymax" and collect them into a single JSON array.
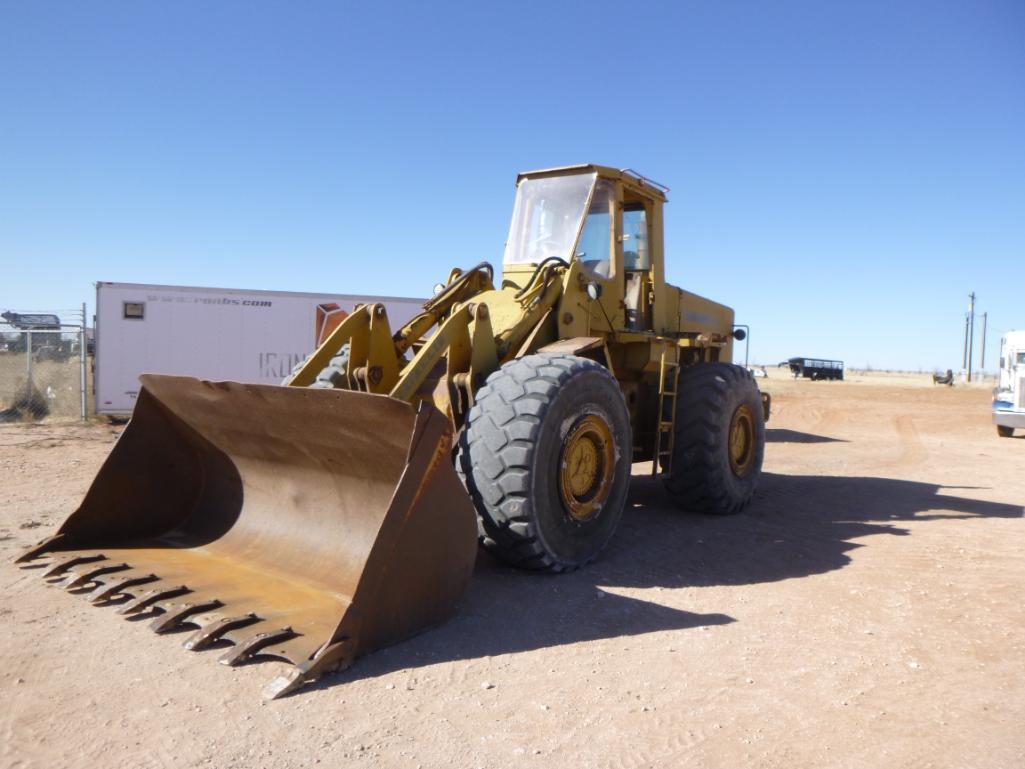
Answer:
[{"xmin": 315, "ymin": 303, "xmax": 349, "ymax": 346}]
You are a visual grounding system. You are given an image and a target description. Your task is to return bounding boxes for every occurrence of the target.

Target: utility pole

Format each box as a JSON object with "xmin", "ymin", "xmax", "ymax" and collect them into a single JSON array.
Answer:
[
  {"xmin": 963, "ymin": 314, "xmax": 969, "ymax": 370},
  {"xmin": 980, "ymin": 312, "xmax": 987, "ymax": 371},
  {"xmin": 967, "ymin": 292, "xmax": 976, "ymax": 382}
]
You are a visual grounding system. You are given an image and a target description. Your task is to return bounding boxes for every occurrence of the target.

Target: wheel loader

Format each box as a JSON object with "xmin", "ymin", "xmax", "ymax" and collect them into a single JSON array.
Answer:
[{"xmin": 18, "ymin": 164, "xmax": 769, "ymax": 698}]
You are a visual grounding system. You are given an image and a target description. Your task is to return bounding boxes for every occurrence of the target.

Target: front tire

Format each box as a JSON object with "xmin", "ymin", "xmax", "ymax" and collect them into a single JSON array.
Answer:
[
  {"xmin": 458, "ymin": 354, "xmax": 632, "ymax": 572},
  {"xmin": 997, "ymin": 424, "xmax": 1014, "ymax": 438},
  {"xmin": 281, "ymin": 344, "xmax": 351, "ymax": 388},
  {"xmin": 665, "ymin": 363, "xmax": 765, "ymax": 515}
]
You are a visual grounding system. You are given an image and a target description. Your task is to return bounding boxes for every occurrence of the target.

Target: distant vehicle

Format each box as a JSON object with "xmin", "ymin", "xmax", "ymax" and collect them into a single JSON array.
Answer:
[
  {"xmin": 0, "ymin": 311, "xmax": 74, "ymax": 360},
  {"xmin": 93, "ymin": 282, "xmax": 424, "ymax": 416},
  {"xmin": 993, "ymin": 330, "xmax": 1025, "ymax": 437},
  {"xmin": 1, "ymin": 311, "xmax": 61, "ymax": 330},
  {"xmin": 780, "ymin": 357, "xmax": 844, "ymax": 381},
  {"xmin": 932, "ymin": 369, "xmax": 954, "ymax": 386}
]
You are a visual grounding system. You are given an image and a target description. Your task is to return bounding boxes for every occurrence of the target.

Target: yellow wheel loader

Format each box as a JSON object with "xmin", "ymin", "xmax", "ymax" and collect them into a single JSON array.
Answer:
[{"xmin": 18, "ymin": 165, "xmax": 769, "ymax": 698}]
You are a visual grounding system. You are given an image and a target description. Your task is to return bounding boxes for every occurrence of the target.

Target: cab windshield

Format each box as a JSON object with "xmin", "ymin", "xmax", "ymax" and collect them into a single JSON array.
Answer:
[{"xmin": 503, "ymin": 172, "xmax": 596, "ymax": 266}]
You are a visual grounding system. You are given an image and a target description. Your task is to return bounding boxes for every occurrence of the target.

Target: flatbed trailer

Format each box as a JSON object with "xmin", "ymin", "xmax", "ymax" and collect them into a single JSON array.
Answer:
[{"xmin": 782, "ymin": 357, "xmax": 844, "ymax": 381}]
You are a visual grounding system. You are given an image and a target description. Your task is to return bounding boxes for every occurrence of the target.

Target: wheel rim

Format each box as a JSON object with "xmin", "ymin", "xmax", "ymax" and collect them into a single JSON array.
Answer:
[
  {"xmin": 728, "ymin": 404, "xmax": 755, "ymax": 477},
  {"xmin": 558, "ymin": 414, "xmax": 616, "ymax": 521}
]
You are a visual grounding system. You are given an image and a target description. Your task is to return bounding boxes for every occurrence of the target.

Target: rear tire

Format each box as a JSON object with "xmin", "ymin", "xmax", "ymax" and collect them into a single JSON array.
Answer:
[
  {"xmin": 458, "ymin": 354, "xmax": 632, "ymax": 572},
  {"xmin": 665, "ymin": 363, "xmax": 764, "ymax": 515},
  {"xmin": 997, "ymin": 424, "xmax": 1014, "ymax": 438}
]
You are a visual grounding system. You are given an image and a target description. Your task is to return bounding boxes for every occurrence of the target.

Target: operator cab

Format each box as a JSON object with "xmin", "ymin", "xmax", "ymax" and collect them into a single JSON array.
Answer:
[{"xmin": 502, "ymin": 164, "xmax": 668, "ymax": 335}]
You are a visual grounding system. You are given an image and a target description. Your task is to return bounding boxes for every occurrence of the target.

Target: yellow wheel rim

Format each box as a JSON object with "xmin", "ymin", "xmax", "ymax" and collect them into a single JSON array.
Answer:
[
  {"xmin": 558, "ymin": 415, "xmax": 616, "ymax": 521},
  {"xmin": 728, "ymin": 404, "xmax": 755, "ymax": 477}
]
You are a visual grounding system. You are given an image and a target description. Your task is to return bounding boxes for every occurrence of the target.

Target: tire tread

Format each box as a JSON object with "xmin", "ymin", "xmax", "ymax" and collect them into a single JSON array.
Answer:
[
  {"xmin": 664, "ymin": 362, "xmax": 763, "ymax": 515},
  {"xmin": 458, "ymin": 353, "xmax": 628, "ymax": 572}
]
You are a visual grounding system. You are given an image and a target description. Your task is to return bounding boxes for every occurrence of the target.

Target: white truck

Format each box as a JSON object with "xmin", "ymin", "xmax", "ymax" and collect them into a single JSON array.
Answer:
[
  {"xmin": 993, "ymin": 330, "xmax": 1025, "ymax": 437},
  {"xmin": 94, "ymin": 281, "xmax": 423, "ymax": 416}
]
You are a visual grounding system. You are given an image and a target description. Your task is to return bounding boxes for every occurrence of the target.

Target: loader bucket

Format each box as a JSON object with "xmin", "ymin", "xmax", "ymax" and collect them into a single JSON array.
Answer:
[{"xmin": 17, "ymin": 375, "xmax": 478, "ymax": 698}]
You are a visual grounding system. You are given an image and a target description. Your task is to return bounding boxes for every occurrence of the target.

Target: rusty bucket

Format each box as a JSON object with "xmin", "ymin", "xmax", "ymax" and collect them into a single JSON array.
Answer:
[{"xmin": 17, "ymin": 375, "xmax": 478, "ymax": 698}]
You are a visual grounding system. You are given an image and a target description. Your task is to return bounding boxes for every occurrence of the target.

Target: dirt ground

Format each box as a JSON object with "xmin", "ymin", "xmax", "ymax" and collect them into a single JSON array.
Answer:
[{"xmin": 1, "ymin": 373, "xmax": 1022, "ymax": 769}]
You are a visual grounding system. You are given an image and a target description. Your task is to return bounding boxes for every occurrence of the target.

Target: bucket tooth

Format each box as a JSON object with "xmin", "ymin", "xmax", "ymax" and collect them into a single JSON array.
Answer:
[
  {"xmin": 88, "ymin": 573, "xmax": 159, "ymax": 603},
  {"xmin": 263, "ymin": 668, "xmax": 307, "ymax": 700},
  {"xmin": 15, "ymin": 534, "xmax": 66, "ymax": 565},
  {"xmin": 218, "ymin": 628, "xmax": 297, "ymax": 667},
  {"xmin": 263, "ymin": 639, "xmax": 354, "ymax": 700},
  {"xmin": 150, "ymin": 600, "xmax": 224, "ymax": 634},
  {"xmin": 183, "ymin": 614, "xmax": 260, "ymax": 651},
  {"xmin": 40, "ymin": 554, "xmax": 105, "ymax": 579},
  {"xmin": 116, "ymin": 585, "xmax": 190, "ymax": 616},
  {"xmin": 59, "ymin": 563, "xmax": 129, "ymax": 590}
]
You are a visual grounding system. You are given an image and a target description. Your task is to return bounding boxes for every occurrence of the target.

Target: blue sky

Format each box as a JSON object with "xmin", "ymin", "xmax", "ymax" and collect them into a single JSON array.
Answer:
[{"xmin": 2, "ymin": 1, "xmax": 1022, "ymax": 370}]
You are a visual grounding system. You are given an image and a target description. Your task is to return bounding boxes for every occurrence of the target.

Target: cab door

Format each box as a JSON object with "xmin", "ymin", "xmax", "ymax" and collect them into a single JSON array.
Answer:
[
  {"xmin": 574, "ymin": 178, "xmax": 624, "ymax": 332},
  {"xmin": 622, "ymin": 197, "xmax": 653, "ymax": 331}
]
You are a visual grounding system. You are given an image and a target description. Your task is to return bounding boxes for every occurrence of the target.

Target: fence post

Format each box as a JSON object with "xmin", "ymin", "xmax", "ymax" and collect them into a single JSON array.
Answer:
[
  {"xmin": 80, "ymin": 302, "xmax": 88, "ymax": 421},
  {"xmin": 26, "ymin": 330, "xmax": 33, "ymax": 389}
]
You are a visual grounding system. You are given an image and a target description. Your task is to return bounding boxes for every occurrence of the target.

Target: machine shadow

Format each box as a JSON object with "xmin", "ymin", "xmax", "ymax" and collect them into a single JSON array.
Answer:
[
  {"xmin": 320, "ymin": 559, "xmax": 734, "ymax": 689},
  {"xmin": 766, "ymin": 428, "xmax": 847, "ymax": 443},
  {"xmin": 613, "ymin": 473, "xmax": 1022, "ymax": 591},
  {"xmin": 314, "ymin": 469, "xmax": 1021, "ymax": 690}
]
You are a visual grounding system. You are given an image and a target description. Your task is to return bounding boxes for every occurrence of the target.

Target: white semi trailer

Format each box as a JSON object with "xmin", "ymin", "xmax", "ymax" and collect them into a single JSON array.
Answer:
[
  {"xmin": 94, "ymin": 281, "xmax": 423, "ymax": 416},
  {"xmin": 993, "ymin": 330, "xmax": 1025, "ymax": 437}
]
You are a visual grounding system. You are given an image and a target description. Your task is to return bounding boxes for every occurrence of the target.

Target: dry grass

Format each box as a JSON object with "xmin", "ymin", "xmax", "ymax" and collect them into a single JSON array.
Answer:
[{"xmin": 0, "ymin": 353, "xmax": 85, "ymax": 421}]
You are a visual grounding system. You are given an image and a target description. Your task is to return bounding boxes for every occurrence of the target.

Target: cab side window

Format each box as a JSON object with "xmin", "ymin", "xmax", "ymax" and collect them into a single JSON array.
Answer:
[
  {"xmin": 577, "ymin": 180, "xmax": 615, "ymax": 279},
  {"xmin": 623, "ymin": 204, "xmax": 649, "ymax": 270}
]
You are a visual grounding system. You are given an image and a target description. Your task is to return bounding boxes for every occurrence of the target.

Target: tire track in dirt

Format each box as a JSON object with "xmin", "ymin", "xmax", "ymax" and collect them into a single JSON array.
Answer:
[
  {"xmin": 603, "ymin": 709, "xmax": 717, "ymax": 769},
  {"xmin": 893, "ymin": 415, "xmax": 928, "ymax": 468}
]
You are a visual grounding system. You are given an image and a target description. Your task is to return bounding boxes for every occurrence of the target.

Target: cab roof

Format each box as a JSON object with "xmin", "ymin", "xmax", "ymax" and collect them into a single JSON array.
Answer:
[{"xmin": 516, "ymin": 164, "xmax": 669, "ymax": 202}]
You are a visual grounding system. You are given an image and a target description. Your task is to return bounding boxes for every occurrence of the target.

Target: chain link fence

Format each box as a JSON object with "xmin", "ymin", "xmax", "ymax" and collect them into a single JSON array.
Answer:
[{"xmin": 0, "ymin": 306, "xmax": 89, "ymax": 423}]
